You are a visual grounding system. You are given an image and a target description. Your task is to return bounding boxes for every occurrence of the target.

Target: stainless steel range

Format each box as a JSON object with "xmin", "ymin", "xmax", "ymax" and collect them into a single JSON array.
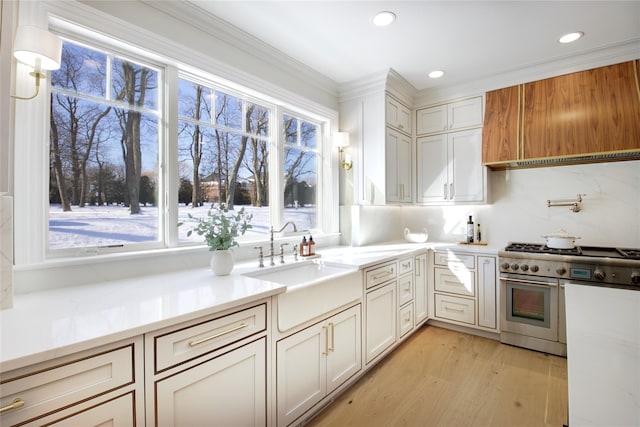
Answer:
[{"xmin": 499, "ymin": 243, "xmax": 640, "ymax": 356}]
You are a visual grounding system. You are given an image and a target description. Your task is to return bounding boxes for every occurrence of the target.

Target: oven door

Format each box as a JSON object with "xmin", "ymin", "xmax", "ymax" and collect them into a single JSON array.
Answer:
[{"xmin": 500, "ymin": 275, "xmax": 559, "ymax": 341}]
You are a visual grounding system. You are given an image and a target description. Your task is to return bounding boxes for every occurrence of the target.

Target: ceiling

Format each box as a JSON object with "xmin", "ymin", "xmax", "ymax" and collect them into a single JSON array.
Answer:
[{"xmin": 186, "ymin": 1, "xmax": 640, "ymax": 91}]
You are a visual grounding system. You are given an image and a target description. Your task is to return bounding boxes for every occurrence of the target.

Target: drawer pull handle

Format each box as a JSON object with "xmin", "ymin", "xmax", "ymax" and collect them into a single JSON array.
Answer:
[
  {"xmin": 0, "ymin": 398, "xmax": 25, "ymax": 414},
  {"xmin": 189, "ymin": 323, "xmax": 248, "ymax": 347},
  {"xmin": 402, "ymin": 262, "xmax": 410, "ymax": 268},
  {"xmin": 444, "ymin": 306, "xmax": 465, "ymax": 313},
  {"xmin": 373, "ymin": 270, "xmax": 394, "ymax": 280}
]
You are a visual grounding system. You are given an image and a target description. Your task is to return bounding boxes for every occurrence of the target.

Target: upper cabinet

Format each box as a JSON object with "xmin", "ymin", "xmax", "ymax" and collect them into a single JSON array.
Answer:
[
  {"xmin": 386, "ymin": 96, "xmax": 412, "ymax": 135},
  {"xmin": 416, "ymin": 129, "xmax": 486, "ymax": 204},
  {"xmin": 416, "ymin": 97, "xmax": 483, "ymax": 136},
  {"xmin": 339, "ymin": 72, "xmax": 414, "ymax": 206},
  {"xmin": 415, "ymin": 96, "xmax": 486, "ymax": 205},
  {"xmin": 483, "ymin": 60, "xmax": 640, "ymax": 168}
]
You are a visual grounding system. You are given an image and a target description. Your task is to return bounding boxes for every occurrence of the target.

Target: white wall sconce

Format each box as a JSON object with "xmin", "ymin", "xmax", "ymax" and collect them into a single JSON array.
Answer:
[
  {"xmin": 12, "ymin": 25, "xmax": 62, "ymax": 100},
  {"xmin": 335, "ymin": 131, "xmax": 353, "ymax": 171}
]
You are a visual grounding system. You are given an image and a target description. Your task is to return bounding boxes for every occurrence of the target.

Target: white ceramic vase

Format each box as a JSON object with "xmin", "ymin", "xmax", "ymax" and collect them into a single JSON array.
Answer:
[{"xmin": 210, "ymin": 249, "xmax": 234, "ymax": 276}]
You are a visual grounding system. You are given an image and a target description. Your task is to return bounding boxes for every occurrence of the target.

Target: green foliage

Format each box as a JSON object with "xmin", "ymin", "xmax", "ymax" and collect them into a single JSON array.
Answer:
[{"xmin": 178, "ymin": 204, "xmax": 253, "ymax": 251}]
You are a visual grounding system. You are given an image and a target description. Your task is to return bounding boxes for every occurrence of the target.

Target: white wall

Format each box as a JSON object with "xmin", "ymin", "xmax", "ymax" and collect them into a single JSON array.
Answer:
[{"xmin": 400, "ymin": 160, "xmax": 640, "ymax": 248}]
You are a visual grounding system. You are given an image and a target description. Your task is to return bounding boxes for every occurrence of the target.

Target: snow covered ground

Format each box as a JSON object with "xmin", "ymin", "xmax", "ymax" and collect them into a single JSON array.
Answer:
[{"xmin": 48, "ymin": 204, "xmax": 315, "ymax": 250}]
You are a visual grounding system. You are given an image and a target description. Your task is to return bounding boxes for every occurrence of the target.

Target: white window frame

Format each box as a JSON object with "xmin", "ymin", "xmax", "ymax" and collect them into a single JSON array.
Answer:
[{"xmin": 11, "ymin": 1, "xmax": 339, "ymax": 276}]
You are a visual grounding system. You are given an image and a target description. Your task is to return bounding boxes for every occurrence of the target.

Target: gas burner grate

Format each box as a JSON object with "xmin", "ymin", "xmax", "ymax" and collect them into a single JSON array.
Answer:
[
  {"xmin": 504, "ymin": 242, "xmax": 580, "ymax": 255},
  {"xmin": 620, "ymin": 249, "xmax": 640, "ymax": 260}
]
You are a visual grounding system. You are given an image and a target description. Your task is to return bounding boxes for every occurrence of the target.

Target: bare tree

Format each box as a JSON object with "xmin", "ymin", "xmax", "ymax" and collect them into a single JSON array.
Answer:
[
  {"xmin": 190, "ymin": 86, "xmax": 204, "ymax": 207},
  {"xmin": 113, "ymin": 61, "xmax": 153, "ymax": 215},
  {"xmin": 50, "ymin": 96, "xmax": 71, "ymax": 211}
]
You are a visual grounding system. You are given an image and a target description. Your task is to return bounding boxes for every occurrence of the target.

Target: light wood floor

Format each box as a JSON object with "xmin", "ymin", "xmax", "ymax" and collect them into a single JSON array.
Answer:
[{"xmin": 307, "ymin": 325, "xmax": 567, "ymax": 427}]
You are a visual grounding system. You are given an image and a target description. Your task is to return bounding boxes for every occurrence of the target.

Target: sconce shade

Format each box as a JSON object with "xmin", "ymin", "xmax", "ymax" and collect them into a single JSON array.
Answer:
[
  {"xmin": 13, "ymin": 25, "xmax": 62, "ymax": 71},
  {"xmin": 334, "ymin": 131, "xmax": 350, "ymax": 148}
]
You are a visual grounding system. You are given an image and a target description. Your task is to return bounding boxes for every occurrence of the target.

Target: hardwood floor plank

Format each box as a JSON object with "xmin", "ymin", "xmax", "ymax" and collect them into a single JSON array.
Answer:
[{"xmin": 307, "ymin": 325, "xmax": 568, "ymax": 427}]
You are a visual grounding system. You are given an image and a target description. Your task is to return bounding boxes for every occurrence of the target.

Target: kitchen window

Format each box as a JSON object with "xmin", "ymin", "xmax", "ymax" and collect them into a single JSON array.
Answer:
[
  {"xmin": 12, "ymin": 16, "xmax": 333, "ymax": 265},
  {"xmin": 177, "ymin": 77, "xmax": 272, "ymax": 242}
]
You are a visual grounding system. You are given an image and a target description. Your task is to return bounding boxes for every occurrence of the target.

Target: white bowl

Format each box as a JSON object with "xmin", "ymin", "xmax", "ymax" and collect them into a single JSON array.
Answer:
[{"xmin": 404, "ymin": 227, "xmax": 428, "ymax": 243}]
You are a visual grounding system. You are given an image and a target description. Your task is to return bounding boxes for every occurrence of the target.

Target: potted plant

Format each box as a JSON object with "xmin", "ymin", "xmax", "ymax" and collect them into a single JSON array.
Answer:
[{"xmin": 179, "ymin": 203, "xmax": 253, "ymax": 275}]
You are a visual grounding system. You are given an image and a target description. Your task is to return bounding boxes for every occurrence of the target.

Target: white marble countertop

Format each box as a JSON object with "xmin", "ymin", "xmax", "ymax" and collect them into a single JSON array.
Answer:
[
  {"xmin": 0, "ymin": 268, "xmax": 285, "ymax": 372},
  {"xmin": 0, "ymin": 241, "xmax": 499, "ymax": 373}
]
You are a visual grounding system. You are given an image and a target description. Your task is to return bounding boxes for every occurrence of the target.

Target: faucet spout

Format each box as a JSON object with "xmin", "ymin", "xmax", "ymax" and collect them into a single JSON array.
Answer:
[
  {"xmin": 269, "ymin": 222, "xmax": 298, "ymax": 266},
  {"xmin": 275, "ymin": 221, "xmax": 298, "ymax": 233}
]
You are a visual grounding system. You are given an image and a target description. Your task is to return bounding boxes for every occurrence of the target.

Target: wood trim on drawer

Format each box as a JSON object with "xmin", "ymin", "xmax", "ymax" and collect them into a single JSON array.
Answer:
[
  {"xmin": 153, "ymin": 303, "xmax": 267, "ymax": 374},
  {"xmin": 0, "ymin": 344, "xmax": 135, "ymax": 426},
  {"xmin": 365, "ymin": 261, "xmax": 398, "ymax": 289},
  {"xmin": 398, "ymin": 257, "xmax": 413, "ymax": 276},
  {"xmin": 434, "ymin": 252, "xmax": 475, "ymax": 269},
  {"xmin": 434, "ymin": 267, "xmax": 475, "ymax": 297},
  {"xmin": 435, "ymin": 294, "xmax": 475, "ymax": 325}
]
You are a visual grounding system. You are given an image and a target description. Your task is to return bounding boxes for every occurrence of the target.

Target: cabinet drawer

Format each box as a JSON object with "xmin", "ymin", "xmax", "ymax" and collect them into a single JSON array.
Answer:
[
  {"xmin": 435, "ymin": 266, "xmax": 475, "ymax": 297},
  {"xmin": 154, "ymin": 304, "xmax": 266, "ymax": 373},
  {"xmin": 0, "ymin": 343, "xmax": 135, "ymax": 426},
  {"xmin": 434, "ymin": 251, "xmax": 475, "ymax": 269},
  {"xmin": 399, "ymin": 303, "xmax": 414, "ymax": 337},
  {"xmin": 398, "ymin": 257, "xmax": 413, "ymax": 276},
  {"xmin": 398, "ymin": 274, "xmax": 414, "ymax": 307},
  {"xmin": 435, "ymin": 294, "xmax": 475, "ymax": 325},
  {"xmin": 365, "ymin": 261, "xmax": 398, "ymax": 289}
]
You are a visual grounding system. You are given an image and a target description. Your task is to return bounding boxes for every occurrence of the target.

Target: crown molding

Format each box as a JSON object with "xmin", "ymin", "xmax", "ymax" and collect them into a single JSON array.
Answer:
[
  {"xmin": 414, "ymin": 39, "xmax": 640, "ymax": 107},
  {"xmin": 143, "ymin": 0, "xmax": 338, "ymax": 101}
]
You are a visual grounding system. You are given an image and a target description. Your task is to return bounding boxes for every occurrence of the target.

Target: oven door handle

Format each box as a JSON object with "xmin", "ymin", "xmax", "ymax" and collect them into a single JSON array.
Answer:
[{"xmin": 500, "ymin": 277, "xmax": 558, "ymax": 287}]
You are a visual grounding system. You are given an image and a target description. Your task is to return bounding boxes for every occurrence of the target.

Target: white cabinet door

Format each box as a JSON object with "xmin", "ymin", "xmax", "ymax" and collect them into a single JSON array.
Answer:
[
  {"xmin": 416, "ymin": 104, "xmax": 448, "ymax": 135},
  {"xmin": 416, "ymin": 134, "xmax": 449, "ymax": 203},
  {"xmin": 448, "ymin": 97, "xmax": 483, "ymax": 130},
  {"xmin": 477, "ymin": 256, "xmax": 497, "ymax": 330},
  {"xmin": 325, "ymin": 306, "xmax": 362, "ymax": 394},
  {"xmin": 416, "ymin": 97, "xmax": 482, "ymax": 135},
  {"xmin": 156, "ymin": 338, "xmax": 266, "ymax": 427},
  {"xmin": 417, "ymin": 130, "xmax": 485, "ymax": 204},
  {"xmin": 386, "ymin": 96, "xmax": 411, "ymax": 134},
  {"xmin": 414, "ymin": 253, "xmax": 429, "ymax": 325},
  {"xmin": 386, "ymin": 128, "xmax": 412, "ymax": 203},
  {"xmin": 276, "ymin": 306, "xmax": 361, "ymax": 426},
  {"xmin": 277, "ymin": 325, "xmax": 325, "ymax": 426},
  {"xmin": 365, "ymin": 282, "xmax": 397, "ymax": 364},
  {"xmin": 450, "ymin": 129, "xmax": 485, "ymax": 202}
]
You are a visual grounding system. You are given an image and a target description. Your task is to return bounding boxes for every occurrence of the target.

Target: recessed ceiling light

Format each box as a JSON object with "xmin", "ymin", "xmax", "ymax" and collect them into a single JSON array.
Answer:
[
  {"xmin": 373, "ymin": 11, "xmax": 396, "ymax": 27},
  {"xmin": 559, "ymin": 32, "xmax": 584, "ymax": 44},
  {"xmin": 428, "ymin": 70, "xmax": 445, "ymax": 79}
]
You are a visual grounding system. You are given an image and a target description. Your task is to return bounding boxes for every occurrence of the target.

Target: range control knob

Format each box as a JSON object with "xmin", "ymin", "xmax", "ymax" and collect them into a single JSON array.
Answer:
[
  {"xmin": 511, "ymin": 263, "xmax": 519, "ymax": 271},
  {"xmin": 556, "ymin": 267, "xmax": 567, "ymax": 276},
  {"xmin": 530, "ymin": 265, "xmax": 539, "ymax": 272},
  {"xmin": 594, "ymin": 269, "xmax": 607, "ymax": 281},
  {"xmin": 631, "ymin": 273, "xmax": 640, "ymax": 285},
  {"xmin": 520, "ymin": 264, "xmax": 529, "ymax": 272},
  {"xmin": 501, "ymin": 263, "xmax": 510, "ymax": 270}
]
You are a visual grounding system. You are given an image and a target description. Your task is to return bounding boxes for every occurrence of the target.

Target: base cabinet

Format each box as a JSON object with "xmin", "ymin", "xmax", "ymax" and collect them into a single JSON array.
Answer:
[
  {"xmin": 276, "ymin": 305, "xmax": 361, "ymax": 426},
  {"xmin": 0, "ymin": 337, "xmax": 144, "ymax": 427},
  {"xmin": 146, "ymin": 302, "xmax": 269, "ymax": 427},
  {"xmin": 414, "ymin": 252, "xmax": 429, "ymax": 325},
  {"xmin": 365, "ymin": 282, "xmax": 397, "ymax": 364},
  {"xmin": 432, "ymin": 250, "xmax": 497, "ymax": 331},
  {"xmin": 155, "ymin": 338, "xmax": 266, "ymax": 427}
]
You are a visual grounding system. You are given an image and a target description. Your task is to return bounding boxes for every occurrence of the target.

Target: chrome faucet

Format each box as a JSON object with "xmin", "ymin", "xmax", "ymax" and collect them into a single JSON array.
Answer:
[{"xmin": 269, "ymin": 222, "xmax": 298, "ymax": 265}]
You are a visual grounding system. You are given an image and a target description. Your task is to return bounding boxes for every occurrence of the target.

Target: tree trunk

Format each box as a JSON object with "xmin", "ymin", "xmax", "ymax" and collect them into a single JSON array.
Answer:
[
  {"xmin": 191, "ymin": 86, "xmax": 203, "ymax": 207},
  {"xmin": 50, "ymin": 96, "xmax": 71, "ymax": 212}
]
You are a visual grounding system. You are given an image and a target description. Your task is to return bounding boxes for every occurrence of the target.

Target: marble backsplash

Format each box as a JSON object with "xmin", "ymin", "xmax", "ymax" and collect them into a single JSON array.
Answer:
[
  {"xmin": 1, "ymin": 194, "xmax": 13, "ymax": 309},
  {"xmin": 347, "ymin": 160, "xmax": 640, "ymax": 248}
]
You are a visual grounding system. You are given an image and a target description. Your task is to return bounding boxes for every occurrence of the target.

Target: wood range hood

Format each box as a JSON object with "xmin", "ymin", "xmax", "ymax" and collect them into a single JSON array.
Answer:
[{"xmin": 482, "ymin": 60, "xmax": 640, "ymax": 170}]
